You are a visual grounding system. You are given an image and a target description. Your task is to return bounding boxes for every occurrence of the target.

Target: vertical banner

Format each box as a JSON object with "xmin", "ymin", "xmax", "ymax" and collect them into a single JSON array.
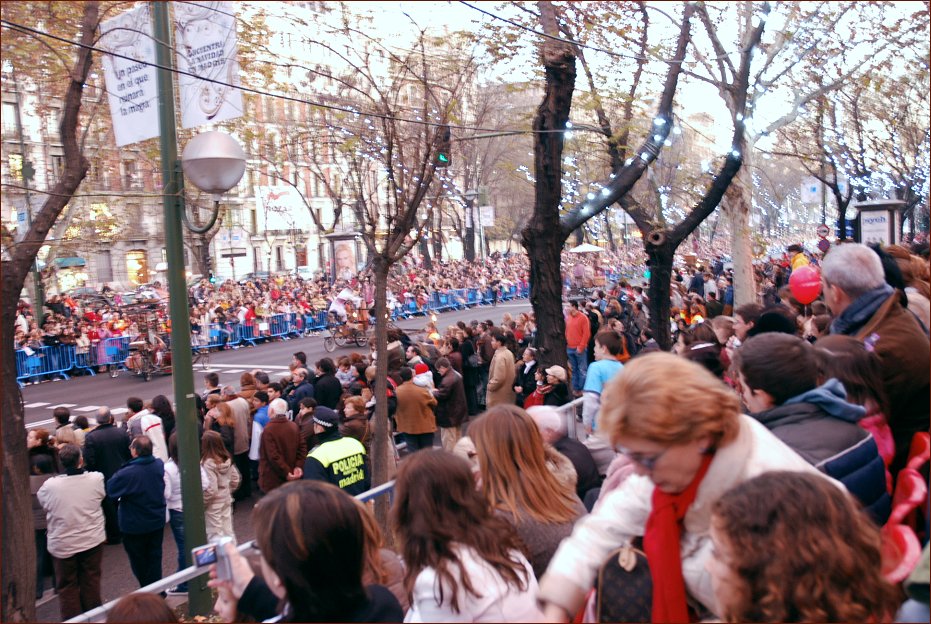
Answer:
[
  {"xmin": 173, "ymin": 1, "xmax": 243, "ymax": 128},
  {"xmin": 99, "ymin": 4, "xmax": 160, "ymax": 146},
  {"xmin": 479, "ymin": 205, "xmax": 496, "ymax": 227}
]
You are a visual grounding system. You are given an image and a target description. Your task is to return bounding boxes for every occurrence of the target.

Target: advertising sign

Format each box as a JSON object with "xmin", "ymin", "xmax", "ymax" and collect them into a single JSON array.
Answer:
[{"xmin": 859, "ymin": 211, "xmax": 893, "ymax": 246}]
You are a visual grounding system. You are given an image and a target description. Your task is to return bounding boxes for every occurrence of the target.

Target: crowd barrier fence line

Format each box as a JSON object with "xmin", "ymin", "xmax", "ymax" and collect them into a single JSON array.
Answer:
[{"xmin": 17, "ymin": 286, "xmax": 531, "ymax": 386}]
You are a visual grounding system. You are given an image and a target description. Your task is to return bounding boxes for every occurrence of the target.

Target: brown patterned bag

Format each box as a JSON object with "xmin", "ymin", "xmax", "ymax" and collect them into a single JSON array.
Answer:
[{"xmin": 595, "ymin": 542, "xmax": 652, "ymax": 623}]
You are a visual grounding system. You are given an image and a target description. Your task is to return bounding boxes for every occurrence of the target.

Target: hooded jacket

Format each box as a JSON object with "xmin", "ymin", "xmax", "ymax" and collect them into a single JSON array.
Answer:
[{"xmin": 753, "ymin": 379, "xmax": 890, "ymax": 524}]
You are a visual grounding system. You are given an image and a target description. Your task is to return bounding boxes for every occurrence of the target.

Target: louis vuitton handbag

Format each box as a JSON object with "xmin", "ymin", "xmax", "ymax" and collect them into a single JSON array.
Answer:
[{"xmin": 594, "ymin": 541, "xmax": 652, "ymax": 623}]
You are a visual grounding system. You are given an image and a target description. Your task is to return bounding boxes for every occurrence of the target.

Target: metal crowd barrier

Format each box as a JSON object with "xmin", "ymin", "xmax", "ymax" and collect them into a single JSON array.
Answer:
[
  {"xmin": 15, "ymin": 345, "xmax": 74, "ymax": 386},
  {"xmin": 63, "ymin": 480, "xmax": 398, "ymax": 624},
  {"xmin": 16, "ymin": 286, "xmax": 532, "ymax": 385},
  {"xmin": 555, "ymin": 396, "xmax": 585, "ymax": 440}
]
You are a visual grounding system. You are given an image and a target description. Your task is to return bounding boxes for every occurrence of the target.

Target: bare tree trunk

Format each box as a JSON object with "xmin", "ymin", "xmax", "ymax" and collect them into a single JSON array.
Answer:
[
  {"xmin": 646, "ymin": 243, "xmax": 675, "ymax": 350},
  {"xmin": 1, "ymin": 4, "xmax": 98, "ymax": 621},
  {"xmin": 369, "ymin": 256, "xmax": 394, "ymax": 540},
  {"xmin": 604, "ymin": 212, "xmax": 616, "ymax": 252},
  {"xmin": 522, "ymin": 0, "xmax": 576, "ymax": 369},
  {"xmin": 729, "ymin": 165, "xmax": 757, "ymax": 307}
]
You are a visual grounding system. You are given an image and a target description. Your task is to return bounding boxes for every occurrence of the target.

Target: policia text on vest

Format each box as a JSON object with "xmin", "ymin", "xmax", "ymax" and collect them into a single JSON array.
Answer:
[{"xmin": 305, "ymin": 436, "xmax": 370, "ymax": 495}]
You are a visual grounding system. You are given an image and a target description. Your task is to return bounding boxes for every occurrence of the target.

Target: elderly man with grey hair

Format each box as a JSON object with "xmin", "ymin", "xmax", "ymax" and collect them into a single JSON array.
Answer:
[
  {"xmin": 83, "ymin": 407, "xmax": 131, "ymax": 544},
  {"xmin": 258, "ymin": 397, "xmax": 306, "ymax": 493},
  {"xmin": 526, "ymin": 405, "xmax": 601, "ymax": 502},
  {"xmin": 821, "ymin": 242, "xmax": 930, "ymax": 473}
]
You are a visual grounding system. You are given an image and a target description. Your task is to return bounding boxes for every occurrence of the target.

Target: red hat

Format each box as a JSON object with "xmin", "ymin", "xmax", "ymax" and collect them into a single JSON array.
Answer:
[{"xmin": 414, "ymin": 363, "xmax": 430, "ymax": 375}]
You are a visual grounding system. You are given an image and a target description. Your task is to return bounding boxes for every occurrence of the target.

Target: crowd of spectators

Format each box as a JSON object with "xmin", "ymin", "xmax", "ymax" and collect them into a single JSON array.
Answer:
[{"xmin": 25, "ymin": 235, "xmax": 931, "ymax": 622}]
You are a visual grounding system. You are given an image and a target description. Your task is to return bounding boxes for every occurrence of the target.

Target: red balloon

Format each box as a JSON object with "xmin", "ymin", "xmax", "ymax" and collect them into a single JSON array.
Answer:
[{"xmin": 789, "ymin": 265, "xmax": 822, "ymax": 304}]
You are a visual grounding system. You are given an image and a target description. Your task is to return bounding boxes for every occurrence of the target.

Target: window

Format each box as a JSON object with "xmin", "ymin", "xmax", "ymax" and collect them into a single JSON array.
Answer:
[
  {"xmin": 50, "ymin": 155, "xmax": 64, "ymax": 182},
  {"xmin": 275, "ymin": 246, "xmax": 284, "ymax": 272},
  {"xmin": 2, "ymin": 102, "xmax": 18, "ymax": 134},
  {"xmin": 96, "ymin": 250, "xmax": 113, "ymax": 282},
  {"xmin": 123, "ymin": 160, "xmax": 139, "ymax": 189},
  {"xmin": 125, "ymin": 249, "xmax": 149, "ymax": 285},
  {"xmin": 126, "ymin": 202, "xmax": 142, "ymax": 224},
  {"xmin": 47, "ymin": 108, "xmax": 61, "ymax": 133},
  {"xmin": 7, "ymin": 153, "xmax": 23, "ymax": 181}
]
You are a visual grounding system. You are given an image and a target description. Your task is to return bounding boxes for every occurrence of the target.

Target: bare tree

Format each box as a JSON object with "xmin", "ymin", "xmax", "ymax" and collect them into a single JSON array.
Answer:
[
  {"xmin": 688, "ymin": 1, "xmax": 928, "ymax": 305},
  {"xmin": 523, "ymin": 1, "xmax": 699, "ymax": 362},
  {"xmin": 304, "ymin": 22, "xmax": 475, "ymax": 529},
  {"xmin": 0, "ymin": 3, "xmax": 99, "ymax": 620}
]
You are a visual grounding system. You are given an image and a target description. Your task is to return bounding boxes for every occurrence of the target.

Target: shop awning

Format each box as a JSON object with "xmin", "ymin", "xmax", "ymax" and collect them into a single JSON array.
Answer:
[{"xmin": 54, "ymin": 257, "xmax": 86, "ymax": 268}]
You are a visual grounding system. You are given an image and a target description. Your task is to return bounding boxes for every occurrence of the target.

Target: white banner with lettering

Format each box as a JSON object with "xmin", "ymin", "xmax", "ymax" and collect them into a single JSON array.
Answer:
[
  {"xmin": 256, "ymin": 186, "xmax": 306, "ymax": 231},
  {"xmin": 173, "ymin": 1, "xmax": 243, "ymax": 128},
  {"xmin": 99, "ymin": 4, "xmax": 160, "ymax": 147}
]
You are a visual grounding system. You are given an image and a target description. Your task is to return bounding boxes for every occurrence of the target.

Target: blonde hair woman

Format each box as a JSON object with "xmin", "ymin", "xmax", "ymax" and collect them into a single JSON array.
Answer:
[{"xmin": 538, "ymin": 353, "xmax": 831, "ymax": 622}]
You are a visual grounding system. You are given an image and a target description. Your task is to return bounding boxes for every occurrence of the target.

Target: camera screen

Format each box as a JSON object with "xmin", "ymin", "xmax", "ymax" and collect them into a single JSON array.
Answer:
[{"xmin": 192, "ymin": 545, "xmax": 217, "ymax": 567}]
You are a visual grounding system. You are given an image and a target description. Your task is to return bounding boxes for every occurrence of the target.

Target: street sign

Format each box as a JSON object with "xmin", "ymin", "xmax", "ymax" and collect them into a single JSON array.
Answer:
[
  {"xmin": 816, "ymin": 224, "xmax": 830, "ymax": 238},
  {"xmin": 817, "ymin": 238, "xmax": 831, "ymax": 253}
]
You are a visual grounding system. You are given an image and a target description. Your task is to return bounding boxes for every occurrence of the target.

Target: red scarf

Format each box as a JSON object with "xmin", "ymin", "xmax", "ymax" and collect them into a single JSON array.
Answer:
[{"xmin": 643, "ymin": 453, "xmax": 714, "ymax": 623}]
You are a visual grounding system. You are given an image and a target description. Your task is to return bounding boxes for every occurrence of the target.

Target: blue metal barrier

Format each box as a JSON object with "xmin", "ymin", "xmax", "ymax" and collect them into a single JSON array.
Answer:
[
  {"xmin": 286, "ymin": 312, "xmax": 303, "ymax": 338},
  {"xmin": 72, "ymin": 346, "xmax": 97, "ymax": 376},
  {"xmin": 15, "ymin": 344, "xmax": 74, "ymax": 386},
  {"xmin": 268, "ymin": 313, "xmax": 292, "ymax": 340},
  {"xmin": 239, "ymin": 323, "xmax": 258, "ymax": 347},
  {"xmin": 99, "ymin": 336, "xmax": 130, "ymax": 368}
]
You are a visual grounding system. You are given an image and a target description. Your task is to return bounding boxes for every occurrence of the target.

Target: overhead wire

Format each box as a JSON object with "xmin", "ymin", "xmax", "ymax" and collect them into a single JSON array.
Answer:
[
  {"xmin": 0, "ymin": 16, "xmax": 559, "ymax": 138},
  {"xmin": 457, "ymin": 0, "xmax": 744, "ymax": 65}
]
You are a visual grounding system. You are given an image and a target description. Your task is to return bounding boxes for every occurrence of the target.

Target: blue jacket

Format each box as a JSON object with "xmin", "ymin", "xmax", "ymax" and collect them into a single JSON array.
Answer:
[
  {"xmin": 753, "ymin": 379, "xmax": 890, "ymax": 524},
  {"xmin": 288, "ymin": 380, "xmax": 315, "ymax": 414},
  {"xmin": 106, "ymin": 455, "xmax": 166, "ymax": 534}
]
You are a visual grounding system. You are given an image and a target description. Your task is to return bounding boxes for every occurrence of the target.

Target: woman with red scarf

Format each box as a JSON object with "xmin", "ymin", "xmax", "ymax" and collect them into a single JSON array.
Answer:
[{"xmin": 538, "ymin": 353, "xmax": 832, "ymax": 622}]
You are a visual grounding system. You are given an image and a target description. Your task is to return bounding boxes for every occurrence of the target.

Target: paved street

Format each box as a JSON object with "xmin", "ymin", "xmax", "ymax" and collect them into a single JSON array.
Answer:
[
  {"xmin": 22, "ymin": 302, "xmax": 531, "ymax": 430},
  {"xmin": 27, "ymin": 301, "xmax": 530, "ymax": 621}
]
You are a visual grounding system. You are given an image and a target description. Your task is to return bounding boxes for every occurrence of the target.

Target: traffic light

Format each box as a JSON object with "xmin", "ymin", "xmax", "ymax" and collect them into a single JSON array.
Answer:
[{"xmin": 434, "ymin": 124, "xmax": 451, "ymax": 168}]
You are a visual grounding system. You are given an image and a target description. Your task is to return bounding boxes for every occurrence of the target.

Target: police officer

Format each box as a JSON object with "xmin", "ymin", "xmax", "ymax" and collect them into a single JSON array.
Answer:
[{"xmin": 302, "ymin": 407, "xmax": 370, "ymax": 496}]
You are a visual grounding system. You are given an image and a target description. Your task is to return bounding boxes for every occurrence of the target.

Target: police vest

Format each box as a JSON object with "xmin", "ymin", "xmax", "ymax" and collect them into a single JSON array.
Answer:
[{"xmin": 307, "ymin": 436, "xmax": 368, "ymax": 492}]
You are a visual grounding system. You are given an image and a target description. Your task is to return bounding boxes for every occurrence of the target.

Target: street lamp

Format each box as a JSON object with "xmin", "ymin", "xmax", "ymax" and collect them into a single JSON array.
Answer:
[
  {"xmin": 464, "ymin": 189, "xmax": 478, "ymax": 262},
  {"xmin": 181, "ymin": 131, "xmax": 247, "ymax": 200}
]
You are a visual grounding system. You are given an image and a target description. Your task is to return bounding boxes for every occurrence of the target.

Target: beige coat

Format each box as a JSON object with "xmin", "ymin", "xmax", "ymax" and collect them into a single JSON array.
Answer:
[
  {"xmin": 486, "ymin": 347, "xmax": 516, "ymax": 407},
  {"xmin": 202, "ymin": 457, "xmax": 240, "ymax": 541}
]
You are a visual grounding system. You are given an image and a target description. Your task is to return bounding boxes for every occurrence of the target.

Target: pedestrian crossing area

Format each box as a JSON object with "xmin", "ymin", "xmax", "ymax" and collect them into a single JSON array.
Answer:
[{"xmin": 24, "ymin": 364, "xmax": 293, "ymax": 429}]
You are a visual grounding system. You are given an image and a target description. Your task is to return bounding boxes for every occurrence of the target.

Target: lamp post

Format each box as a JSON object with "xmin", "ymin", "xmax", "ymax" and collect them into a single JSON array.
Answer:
[
  {"xmin": 153, "ymin": 4, "xmax": 245, "ymax": 616},
  {"xmin": 464, "ymin": 189, "xmax": 478, "ymax": 262}
]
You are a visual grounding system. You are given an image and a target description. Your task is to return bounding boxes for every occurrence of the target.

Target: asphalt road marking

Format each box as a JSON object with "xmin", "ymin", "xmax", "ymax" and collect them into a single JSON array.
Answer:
[
  {"xmin": 75, "ymin": 405, "xmax": 101, "ymax": 412},
  {"xmin": 24, "ymin": 402, "xmax": 49, "ymax": 408},
  {"xmin": 47, "ymin": 403, "xmax": 77, "ymax": 409}
]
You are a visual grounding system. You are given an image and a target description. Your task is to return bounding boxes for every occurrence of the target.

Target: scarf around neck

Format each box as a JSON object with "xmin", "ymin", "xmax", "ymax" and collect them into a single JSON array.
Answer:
[
  {"xmin": 643, "ymin": 452, "xmax": 714, "ymax": 623},
  {"xmin": 830, "ymin": 283, "xmax": 893, "ymax": 336}
]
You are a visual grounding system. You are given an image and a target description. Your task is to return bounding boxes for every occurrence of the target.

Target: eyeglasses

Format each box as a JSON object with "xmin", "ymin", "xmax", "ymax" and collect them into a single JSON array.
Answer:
[{"xmin": 614, "ymin": 444, "xmax": 670, "ymax": 471}]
